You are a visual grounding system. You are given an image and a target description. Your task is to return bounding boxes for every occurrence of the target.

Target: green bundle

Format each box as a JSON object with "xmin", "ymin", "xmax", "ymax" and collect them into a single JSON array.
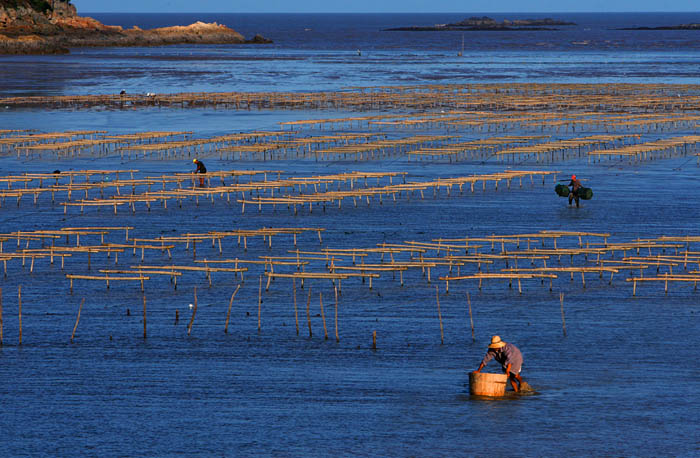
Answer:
[
  {"xmin": 579, "ymin": 187, "xmax": 593, "ymax": 200},
  {"xmin": 555, "ymin": 184, "xmax": 570, "ymax": 197}
]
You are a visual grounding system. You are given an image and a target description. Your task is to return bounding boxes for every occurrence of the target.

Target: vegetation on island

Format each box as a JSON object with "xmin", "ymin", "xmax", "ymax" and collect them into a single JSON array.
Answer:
[{"xmin": 1, "ymin": 0, "xmax": 59, "ymax": 13}]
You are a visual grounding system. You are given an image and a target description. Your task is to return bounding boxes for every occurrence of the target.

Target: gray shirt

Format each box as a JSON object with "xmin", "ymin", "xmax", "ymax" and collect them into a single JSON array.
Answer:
[{"xmin": 481, "ymin": 342, "xmax": 523, "ymax": 374}]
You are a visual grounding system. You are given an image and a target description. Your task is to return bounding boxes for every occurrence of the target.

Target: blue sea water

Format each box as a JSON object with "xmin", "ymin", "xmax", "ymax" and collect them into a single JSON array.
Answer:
[
  {"xmin": 1, "ymin": 12, "xmax": 700, "ymax": 96},
  {"xmin": 0, "ymin": 12, "xmax": 700, "ymax": 457}
]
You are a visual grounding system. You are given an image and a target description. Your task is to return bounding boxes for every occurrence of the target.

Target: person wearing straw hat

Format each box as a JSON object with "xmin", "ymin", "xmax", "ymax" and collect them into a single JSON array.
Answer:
[
  {"xmin": 193, "ymin": 158, "xmax": 207, "ymax": 187},
  {"xmin": 568, "ymin": 174, "xmax": 582, "ymax": 207},
  {"xmin": 474, "ymin": 335, "xmax": 524, "ymax": 392}
]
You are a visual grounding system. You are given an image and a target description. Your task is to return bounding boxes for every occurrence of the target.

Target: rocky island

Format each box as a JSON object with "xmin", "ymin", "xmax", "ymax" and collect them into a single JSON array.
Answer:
[
  {"xmin": 386, "ymin": 16, "xmax": 576, "ymax": 32},
  {"xmin": 0, "ymin": 0, "xmax": 271, "ymax": 54},
  {"xmin": 616, "ymin": 23, "xmax": 700, "ymax": 30}
]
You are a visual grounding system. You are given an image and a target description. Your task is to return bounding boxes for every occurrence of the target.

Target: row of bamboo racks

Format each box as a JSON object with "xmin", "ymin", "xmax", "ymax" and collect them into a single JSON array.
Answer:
[
  {"xmin": 366, "ymin": 112, "xmax": 700, "ymax": 135},
  {"xmin": 1, "ymin": 111, "xmax": 696, "ymax": 163},
  {"xmin": 251, "ymin": 230, "xmax": 700, "ymax": 296},
  {"xmin": 0, "ymin": 227, "xmax": 697, "ymax": 346},
  {"xmin": 587, "ymin": 135, "xmax": 700, "ymax": 162},
  {"xmin": 236, "ymin": 170, "xmax": 557, "ymax": 215},
  {"xmin": 0, "ymin": 225, "xmax": 325, "ymax": 290},
  {"xmin": 2, "ymin": 83, "xmax": 699, "ymax": 111},
  {"xmin": 0, "ymin": 168, "xmax": 554, "ymax": 214},
  {"xmin": 0, "ymin": 169, "xmax": 278, "ymax": 207},
  {"xmin": 0, "ymin": 130, "xmax": 188, "ymax": 154}
]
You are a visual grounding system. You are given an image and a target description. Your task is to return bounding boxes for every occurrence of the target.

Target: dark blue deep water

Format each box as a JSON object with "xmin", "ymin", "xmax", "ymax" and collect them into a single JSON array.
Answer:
[{"xmin": 1, "ymin": 12, "xmax": 700, "ymax": 457}]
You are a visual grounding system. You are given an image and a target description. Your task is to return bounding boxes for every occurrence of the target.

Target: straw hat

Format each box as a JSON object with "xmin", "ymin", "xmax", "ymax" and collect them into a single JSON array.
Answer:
[
  {"xmin": 488, "ymin": 335, "xmax": 506, "ymax": 349},
  {"xmin": 193, "ymin": 158, "xmax": 198, "ymax": 163}
]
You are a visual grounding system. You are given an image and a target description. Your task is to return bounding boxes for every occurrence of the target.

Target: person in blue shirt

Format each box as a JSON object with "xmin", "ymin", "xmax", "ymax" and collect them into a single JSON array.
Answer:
[{"xmin": 474, "ymin": 335, "xmax": 524, "ymax": 392}]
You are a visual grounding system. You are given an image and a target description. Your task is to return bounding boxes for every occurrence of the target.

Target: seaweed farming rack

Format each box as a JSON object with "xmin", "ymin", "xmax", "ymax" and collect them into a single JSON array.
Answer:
[{"xmin": 2, "ymin": 83, "xmax": 700, "ymax": 111}]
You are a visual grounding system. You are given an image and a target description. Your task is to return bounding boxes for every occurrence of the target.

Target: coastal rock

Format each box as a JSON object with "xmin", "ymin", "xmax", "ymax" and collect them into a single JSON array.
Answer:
[
  {"xmin": 450, "ymin": 16, "xmax": 576, "ymax": 27},
  {"xmin": 0, "ymin": 0, "xmax": 271, "ymax": 54},
  {"xmin": 60, "ymin": 21, "xmax": 247, "ymax": 47},
  {"xmin": 246, "ymin": 33, "xmax": 273, "ymax": 44},
  {"xmin": 0, "ymin": 32, "xmax": 67, "ymax": 53},
  {"xmin": 617, "ymin": 23, "xmax": 700, "ymax": 30},
  {"xmin": 386, "ymin": 15, "xmax": 576, "ymax": 32}
]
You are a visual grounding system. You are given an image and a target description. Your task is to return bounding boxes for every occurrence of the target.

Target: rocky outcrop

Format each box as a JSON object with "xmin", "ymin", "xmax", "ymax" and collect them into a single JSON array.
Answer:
[
  {"xmin": 246, "ymin": 33, "xmax": 273, "ymax": 44},
  {"xmin": 0, "ymin": 1, "xmax": 107, "ymax": 36},
  {"xmin": 449, "ymin": 16, "xmax": 576, "ymax": 27},
  {"xmin": 386, "ymin": 15, "xmax": 576, "ymax": 32},
  {"xmin": 61, "ymin": 21, "xmax": 247, "ymax": 47},
  {"xmin": 0, "ymin": 0, "xmax": 271, "ymax": 54},
  {"xmin": 617, "ymin": 23, "xmax": 700, "ymax": 30},
  {"xmin": 0, "ymin": 32, "xmax": 67, "ymax": 53}
]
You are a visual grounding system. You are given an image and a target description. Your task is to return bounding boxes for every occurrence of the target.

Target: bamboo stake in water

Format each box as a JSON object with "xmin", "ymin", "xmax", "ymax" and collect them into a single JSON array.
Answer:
[
  {"xmin": 142, "ymin": 294, "xmax": 147, "ymax": 339},
  {"xmin": 559, "ymin": 292, "xmax": 567, "ymax": 337},
  {"xmin": 334, "ymin": 285, "xmax": 339, "ymax": 343},
  {"xmin": 293, "ymin": 279, "xmax": 299, "ymax": 335},
  {"xmin": 319, "ymin": 292, "xmax": 328, "ymax": 340},
  {"xmin": 306, "ymin": 286, "xmax": 312, "ymax": 337},
  {"xmin": 257, "ymin": 275, "xmax": 262, "ymax": 332},
  {"xmin": 18, "ymin": 285, "xmax": 22, "ymax": 345},
  {"xmin": 0, "ymin": 287, "xmax": 3, "ymax": 347},
  {"xmin": 372, "ymin": 330, "xmax": 376, "ymax": 350},
  {"xmin": 71, "ymin": 298, "xmax": 85, "ymax": 343},
  {"xmin": 188, "ymin": 287, "xmax": 198, "ymax": 336},
  {"xmin": 224, "ymin": 284, "xmax": 241, "ymax": 334},
  {"xmin": 435, "ymin": 286, "xmax": 444, "ymax": 345},
  {"xmin": 466, "ymin": 292, "xmax": 475, "ymax": 343}
]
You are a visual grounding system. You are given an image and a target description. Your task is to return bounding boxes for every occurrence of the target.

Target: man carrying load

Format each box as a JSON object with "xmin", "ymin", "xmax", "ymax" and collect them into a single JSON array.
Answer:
[{"xmin": 568, "ymin": 174, "xmax": 582, "ymax": 207}]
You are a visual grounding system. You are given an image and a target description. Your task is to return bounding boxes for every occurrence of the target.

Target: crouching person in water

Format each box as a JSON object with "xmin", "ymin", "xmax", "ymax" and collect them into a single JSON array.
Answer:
[
  {"xmin": 474, "ymin": 335, "xmax": 524, "ymax": 392},
  {"xmin": 193, "ymin": 158, "xmax": 207, "ymax": 187}
]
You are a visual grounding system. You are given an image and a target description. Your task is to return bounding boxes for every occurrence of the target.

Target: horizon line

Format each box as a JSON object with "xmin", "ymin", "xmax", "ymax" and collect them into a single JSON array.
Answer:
[{"xmin": 81, "ymin": 11, "xmax": 699, "ymax": 14}]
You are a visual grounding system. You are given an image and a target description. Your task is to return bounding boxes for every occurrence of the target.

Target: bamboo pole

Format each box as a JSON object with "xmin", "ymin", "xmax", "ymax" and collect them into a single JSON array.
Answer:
[
  {"xmin": 224, "ymin": 284, "xmax": 241, "ymax": 334},
  {"xmin": 71, "ymin": 298, "xmax": 85, "ymax": 343},
  {"xmin": 18, "ymin": 285, "xmax": 22, "ymax": 345},
  {"xmin": 142, "ymin": 294, "xmax": 147, "ymax": 339},
  {"xmin": 257, "ymin": 275, "xmax": 262, "ymax": 332},
  {"xmin": 559, "ymin": 292, "xmax": 567, "ymax": 336},
  {"xmin": 0, "ymin": 287, "xmax": 3, "ymax": 346},
  {"xmin": 293, "ymin": 279, "xmax": 299, "ymax": 335},
  {"xmin": 372, "ymin": 330, "xmax": 377, "ymax": 350},
  {"xmin": 319, "ymin": 292, "xmax": 328, "ymax": 340},
  {"xmin": 187, "ymin": 287, "xmax": 197, "ymax": 336},
  {"xmin": 467, "ymin": 292, "xmax": 475, "ymax": 343},
  {"xmin": 435, "ymin": 285, "xmax": 444, "ymax": 345},
  {"xmin": 306, "ymin": 287, "xmax": 312, "ymax": 337},
  {"xmin": 334, "ymin": 285, "xmax": 339, "ymax": 342}
]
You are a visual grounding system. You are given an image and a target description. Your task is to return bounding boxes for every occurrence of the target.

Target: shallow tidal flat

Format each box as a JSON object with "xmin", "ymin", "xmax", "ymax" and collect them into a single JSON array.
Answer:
[{"xmin": 0, "ymin": 83, "xmax": 699, "ymax": 456}]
